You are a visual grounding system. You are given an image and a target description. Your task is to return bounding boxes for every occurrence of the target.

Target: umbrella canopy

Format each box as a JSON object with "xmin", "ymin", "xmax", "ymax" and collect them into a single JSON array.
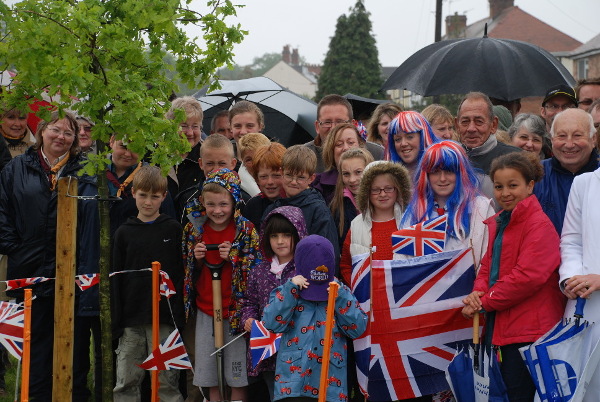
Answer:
[
  {"xmin": 194, "ymin": 77, "xmax": 317, "ymax": 147},
  {"xmin": 382, "ymin": 28, "xmax": 576, "ymax": 101},
  {"xmin": 343, "ymin": 93, "xmax": 387, "ymax": 121}
]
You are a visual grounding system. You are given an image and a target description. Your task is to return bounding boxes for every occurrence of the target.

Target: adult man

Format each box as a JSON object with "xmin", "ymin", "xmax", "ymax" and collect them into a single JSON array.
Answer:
[
  {"xmin": 540, "ymin": 84, "xmax": 578, "ymax": 131},
  {"xmin": 576, "ymin": 77, "xmax": 600, "ymax": 110},
  {"xmin": 210, "ymin": 109, "xmax": 233, "ymax": 139},
  {"xmin": 305, "ymin": 94, "xmax": 384, "ymax": 173},
  {"xmin": 456, "ymin": 92, "xmax": 520, "ymax": 174},
  {"xmin": 533, "ymin": 108, "xmax": 598, "ymax": 235}
]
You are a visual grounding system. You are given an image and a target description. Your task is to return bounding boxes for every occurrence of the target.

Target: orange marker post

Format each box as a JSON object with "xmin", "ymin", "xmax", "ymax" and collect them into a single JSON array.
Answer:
[
  {"xmin": 21, "ymin": 288, "xmax": 32, "ymax": 402},
  {"xmin": 318, "ymin": 281, "xmax": 339, "ymax": 402},
  {"xmin": 151, "ymin": 262, "xmax": 160, "ymax": 402}
]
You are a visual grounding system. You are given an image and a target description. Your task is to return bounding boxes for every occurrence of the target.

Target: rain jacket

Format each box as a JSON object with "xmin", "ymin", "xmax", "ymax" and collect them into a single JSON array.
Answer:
[
  {"xmin": 182, "ymin": 168, "xmax": 261, "ymax": 334},
  {"xmin": 473, "ymin": 195, "xmax": 565, "ymax": 346},
  {"xmin": 0, "ymin": 147, "xmax": 95, "ymax": 298},
  {"xmin": 240, "ymin": 206, "xmax": 308, "ymax": 376},
  {"xmin": 262, "ymin": 188, "xmax": 340, "ymax": 262},
  {"xmin": 533, "ymin": 150, "xmax": 599, "ymax": 235},
  {"xmin": 262, "ymin": 279, "xmax": 367, "ymax": 401}
]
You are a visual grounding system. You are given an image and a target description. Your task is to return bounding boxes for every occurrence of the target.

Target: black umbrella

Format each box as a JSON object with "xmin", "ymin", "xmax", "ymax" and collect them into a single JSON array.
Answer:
[
  {"xmin": 343, "ymin": 93, "xmax": 387, "ymax": 120},
  {"xmin": 382, "ymin": 26, "xmax": 576, "ymax": 101},
  {"xmin": 194, "ymin": 77, "xmax": 317, "ymax": 146}
]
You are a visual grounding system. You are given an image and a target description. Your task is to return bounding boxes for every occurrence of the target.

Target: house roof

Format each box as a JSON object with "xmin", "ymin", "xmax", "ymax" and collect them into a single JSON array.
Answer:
[
  {"xmin": 569, "ymin": 32, "xmax": 600, "ymax": 59},
  {"xmin": 464, "ymin": 6, "xmax": 581, "ymax": 52}
]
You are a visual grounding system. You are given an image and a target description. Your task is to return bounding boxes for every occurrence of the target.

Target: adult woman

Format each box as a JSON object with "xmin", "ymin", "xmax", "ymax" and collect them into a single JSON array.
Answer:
[
  {"xmin": 507, "ymin": 113, "xmax": 549, "ymax": 159},
  {"xmin": 0, "ymin": 107, "xmax": 35, "ymax": 158},
  {"xmin": 401, "ymin": 140, "xmax": 494, "ymax": 266},
  {"xmin": 386, "ymin": 110, "xmax": 439, "ymax": 180},
  {"xmin": 421, "ymin": 104, "xmax": 458, "ymax": 141},
  {"xmin": 312, "ymin": 123, "xmax": 369, "ymax": 205},
  {"xmin": 367, "ymin": 103, "xmax": 403, "ymax": 151},
  {"xmin": 0, "ymin": 111, "xmax": 97, "ymax": 400}
]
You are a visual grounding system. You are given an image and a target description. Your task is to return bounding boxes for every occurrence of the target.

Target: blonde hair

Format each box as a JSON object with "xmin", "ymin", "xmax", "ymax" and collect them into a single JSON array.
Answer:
[
  {"xmin": 200, "ymin": 133, "xmax": 235, "ymax": 158},
  {"xmin": 166, "ymin": 96, "xmax": 204, "ymax": 122},
  {"xmin": 322, "ymin": 123, "xmax": 365, "ymax": 171},
  {"xmin": 229, "ymin": 101, "xmax": 264, "ymax": 130},
  {"xmin": 237, "ymin": 133, "xmax": 270, "ymax": 159},
  {"xmin": 330, "ymin": 148, "xmax": 374, "ymax": 237}
]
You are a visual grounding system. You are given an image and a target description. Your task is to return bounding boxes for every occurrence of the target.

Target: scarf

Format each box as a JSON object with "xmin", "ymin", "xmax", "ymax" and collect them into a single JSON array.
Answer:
[
  {"xmin": 38, "ymin": 148, "xmax": 70, "ymax": 191},
  {"xmin": 106, "ymin": 162, "xmax": 142, "ymax": 197},
  {"xmin": 269, "ymin": 255, "xmax": 289, "ymax": 279},
  {"xmin": 464, "ymin": 134, "xmax": 498, "ymax": 157}
]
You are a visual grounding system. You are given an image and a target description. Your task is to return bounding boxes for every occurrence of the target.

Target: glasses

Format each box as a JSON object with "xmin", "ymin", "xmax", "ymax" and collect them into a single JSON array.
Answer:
[
  {"xmin": 47, "ymin": 125, "xmax": 75, "ymax": 139},
  {"xmin": 283, "ymin": 173, "xmax": 310, "ymax": 184},
  {"xmin": 544, "ymin": 103, "xmax": 576, "ymax": 112},
  {"xmin": 370, "ymin": 186, "xmax": 396, "ymax": 195},
  {"xmin": 317, "ymin": 119, "xmax": 351, "ymax": 128},
  {"xmin": 180, "ymin": 124, "xmax": 202, "ymax": 132}
]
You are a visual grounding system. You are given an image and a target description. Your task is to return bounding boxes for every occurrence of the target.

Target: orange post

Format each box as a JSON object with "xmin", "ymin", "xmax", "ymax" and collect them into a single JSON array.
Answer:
[
  {"xmin": 318, "ymin": 281, "xmax": 339, "ymax": 402},
  {"xmin": 151, "ymin": 262, "xmax": 160, "ymax": 402},
  {"xmin": 21, "ymin": 288, "xmax": 32, "ymax": 402}
]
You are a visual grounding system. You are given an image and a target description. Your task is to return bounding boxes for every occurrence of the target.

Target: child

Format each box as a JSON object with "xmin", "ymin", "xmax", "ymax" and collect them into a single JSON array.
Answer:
[
  {"xmin": 462, "ymin": 152, "xmax": 565, "ymax": 401},
  {"xmin": 111, "ymin": 165, "xmax": 185, "ymax": 401},
  {"xmin": 262, "ymin": 235, "xmax": 367, "ymax": 401},
  {"xmin": 401, "ymin": 140, "xmax": 494, "ymax": 266},
  {"xmin": 329, "ymin": 148, "xmax": 373, "ymax": 249},
  {"xmin": 241, "ymin": 206, "xmax": 308, "ymax": 401},
  {"xmin": 262, "ymin": 145, "xmax": 340, "ymax": 261},
  {"xmin": 237, "ymin": 132, "xmax": 270, "ymax": 198},
  {"xmin": 386, "ymin": 111, "xmax": 439, "ymax": 180},
  {"xmin": 339, "ymin": 161, "xmax": 412, "ymax": 285},
  {"xmin": 230, "ymin": 100, "xmax": 265, "ymax": 143},
  {"xmin": 421, "ymin": 104, "xmax": 458, "ymax": 141},
  {"xmin": 182, "ymin": 168, "xmax": 261, "ymax": 402},
  {"xmin": 243, "ymin": 142, "xmax": 286, "ymax": 230}
]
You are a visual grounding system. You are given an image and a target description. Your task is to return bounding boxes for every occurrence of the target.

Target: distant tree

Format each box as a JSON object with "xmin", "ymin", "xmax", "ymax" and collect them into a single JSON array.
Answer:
[
  {"xmin": 251, "ymin": 52, "xmax": 282, "ymax": 76},
  {"xmin": 215, "ymin": 51, "xmax": 282, "ymax": 82},
  {"xmin": 316, "ymin": 0, "xmax": 384, "ymax": 100}
]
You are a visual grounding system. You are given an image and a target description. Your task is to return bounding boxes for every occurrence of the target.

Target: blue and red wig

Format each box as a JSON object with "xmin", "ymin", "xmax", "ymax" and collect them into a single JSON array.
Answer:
[
  {"xmin": 401, "ymin": 140, "xmax": 480, "ymax": 239},
  {"xmin": 386, "ymin": 110, "xmax": 439, "ymax": 165}
]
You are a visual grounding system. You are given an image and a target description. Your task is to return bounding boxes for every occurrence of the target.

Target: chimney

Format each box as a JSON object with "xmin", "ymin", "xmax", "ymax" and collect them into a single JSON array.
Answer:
[
  {"xmin": 282, "ymin": 45, "xmax": 291, "ymax": 64},
  {"xmin": 445, "ymin": 13, "xmax": 467, "ymax": 39},
  {"xmin": 489, "ymin": 0, "xmax": 514, "ymax": 19},
  {"xmin": 291, "ymin": 48, "xmax": 299, "ymax": 66}
]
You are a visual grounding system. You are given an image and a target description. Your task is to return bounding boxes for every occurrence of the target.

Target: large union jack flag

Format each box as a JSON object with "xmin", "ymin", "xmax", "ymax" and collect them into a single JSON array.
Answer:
[
  {"xmin": 139, "ymin": 328, "xmax": 192, "ymax": 370},
  {"xmin": 392, "ymin": 215, "xmax": 447, "ymax": 257},
  {"xmin": 0, "ymin": 301, "xmax": 24, "ymax": 360},
  {"xmin": 250, "ymin": 320, "xmax": 282, "ymax": 369},
  {"xmin": 352, "ymin": 248, "xmax": 475, "ymax": 401}
]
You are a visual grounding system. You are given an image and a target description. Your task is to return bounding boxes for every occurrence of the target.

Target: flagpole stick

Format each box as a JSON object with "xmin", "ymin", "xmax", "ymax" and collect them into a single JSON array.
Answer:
[
  {"xmin": 14, "ymin": 359, "xmax": 20, "ymax": 402},
  {"xmin": 21, "ymin": 288, "xmax": 32, "ymax": 402},
  {"xmin": 318, "ymin": 281, "xmax": 339, "ymax": 402},
  {"xmin": 210, "ymin": 331, "xmax": 247, "ymax": 356},
  {"xmin": 151, "ymin": 262, "xmax": 160, "ymax": 402}
]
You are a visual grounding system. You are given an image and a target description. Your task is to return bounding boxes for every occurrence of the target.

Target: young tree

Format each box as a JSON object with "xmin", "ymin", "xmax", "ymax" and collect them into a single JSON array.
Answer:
[
  {"xmin": 316, "ymin": 0, "xmax": 384, "ymax": 100},
  {"xmin": 0, "ymin": 0, "xmax": 245, "ymax": 399}
]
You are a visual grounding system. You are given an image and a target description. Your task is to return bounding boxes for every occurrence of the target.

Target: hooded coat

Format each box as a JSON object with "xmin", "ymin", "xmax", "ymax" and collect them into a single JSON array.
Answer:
[
  {"xmin": 262, "ymin": 188, "xmax": 340, "ymax": 263},
  {"xmin": 240, "ymin": 206, "xmax": 308, "ymax": 376},
  {"xmin": 182, "ymin": 168, "xmax": 261, "ymax": 334}
]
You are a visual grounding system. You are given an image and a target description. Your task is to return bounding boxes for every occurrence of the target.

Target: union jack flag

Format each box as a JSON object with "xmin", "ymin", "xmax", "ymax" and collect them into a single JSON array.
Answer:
[
  {"xmin": 250, "ymin": 320, "xmax": 282, "ymax": 369},
  {"xmin": 139, "ymin": 328, "xmax": 192, "ymax": 370},
  {"xmin": 0, "ymin": 301, "xmax": 24, "ymax": 360},
  {"xmin": 352, "ymin": 249, "xmax": 475, "ymax": 400},
  {"xmin": 75, "ymin": 274, "xmax": 99, "ymax": 291},
  {"xmin": 4, "ymin": 277, "xmax": 51, "ymax": 291},
  {"xmin": 159, "ymin": 270, "xmax": 176, "ymax": 298},
  {"xmin": 392, "ymin": 215, "xmax": 447, "ymax": 257}
]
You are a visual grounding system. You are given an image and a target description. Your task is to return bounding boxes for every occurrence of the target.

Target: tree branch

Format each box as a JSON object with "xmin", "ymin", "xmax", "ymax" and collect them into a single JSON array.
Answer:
[{"xmin": 18, "ymin": 9, "xmax": 79, "ymax": 39}]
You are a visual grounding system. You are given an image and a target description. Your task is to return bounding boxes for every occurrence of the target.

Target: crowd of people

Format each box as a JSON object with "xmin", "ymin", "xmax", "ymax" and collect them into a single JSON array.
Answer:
[{"xmin": 0, "ymin": 77, "xmax": 600, "ymax": 402}]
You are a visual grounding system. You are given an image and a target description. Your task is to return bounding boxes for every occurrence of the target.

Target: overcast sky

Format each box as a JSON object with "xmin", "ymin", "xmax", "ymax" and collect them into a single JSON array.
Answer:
[{"xmin": 187, "ymin": 0, "xmax": 599, "ymax": 68}]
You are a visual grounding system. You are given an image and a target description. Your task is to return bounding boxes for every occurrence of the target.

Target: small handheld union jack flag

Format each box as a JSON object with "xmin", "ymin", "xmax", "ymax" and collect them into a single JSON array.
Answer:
[
  {"xmin": 139, "ymin": 328, "xmax": 192, "ymax": 370},
  {"xmin": 392, "ymin": 215, "xmax": 447, "ymax": 257},
  {"xmin": 0, "ymin": 301, "xmax": 24, "ymax": 360},
  {"xmin": 250, "ymin": 320, "xmax": 282, "ymax": 369},
  {"xmin": 159, "ymin": 271, "xmax": 176, "ymax": 298}
]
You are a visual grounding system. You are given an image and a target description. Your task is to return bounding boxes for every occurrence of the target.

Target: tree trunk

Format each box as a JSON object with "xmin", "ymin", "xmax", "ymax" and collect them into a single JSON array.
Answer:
[{"xmin": 96, "ymin": 140, "xmax": 114, "ymax": 402}]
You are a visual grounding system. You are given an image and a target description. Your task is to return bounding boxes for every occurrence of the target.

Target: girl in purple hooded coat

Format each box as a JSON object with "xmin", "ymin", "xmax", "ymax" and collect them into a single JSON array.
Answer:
[{"xmin": 241, "ymin": 206, "xmax": 308, "ymax": 400}]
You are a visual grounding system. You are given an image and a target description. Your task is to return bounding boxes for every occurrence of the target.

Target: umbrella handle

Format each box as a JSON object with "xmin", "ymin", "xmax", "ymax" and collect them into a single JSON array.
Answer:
[{"xmin": 472, "ymin": 312, "xmax": 480, "ymax": 344}]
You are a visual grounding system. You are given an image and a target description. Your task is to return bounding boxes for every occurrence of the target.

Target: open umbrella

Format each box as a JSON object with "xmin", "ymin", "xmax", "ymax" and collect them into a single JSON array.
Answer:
[
  {"xmin": 194, "ymin": 77, "xmax": 317, "ymax": 146},
  {"xmin": 343, "ymin": 93, "xmax": 387, "ymax": 121},
  {"xmin": 381, "ymin": 25, "xmax": 576, "ymax": 101},
  {"xmin": 520, "ymin": 298, "xmax": 600, "ymax": 401}
]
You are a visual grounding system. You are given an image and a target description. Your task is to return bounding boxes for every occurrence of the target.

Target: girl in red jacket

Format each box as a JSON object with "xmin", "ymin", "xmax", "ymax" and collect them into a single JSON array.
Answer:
[{"xmin": 462, "ymin": 152, "xmax": 565, "ymax": 402}]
